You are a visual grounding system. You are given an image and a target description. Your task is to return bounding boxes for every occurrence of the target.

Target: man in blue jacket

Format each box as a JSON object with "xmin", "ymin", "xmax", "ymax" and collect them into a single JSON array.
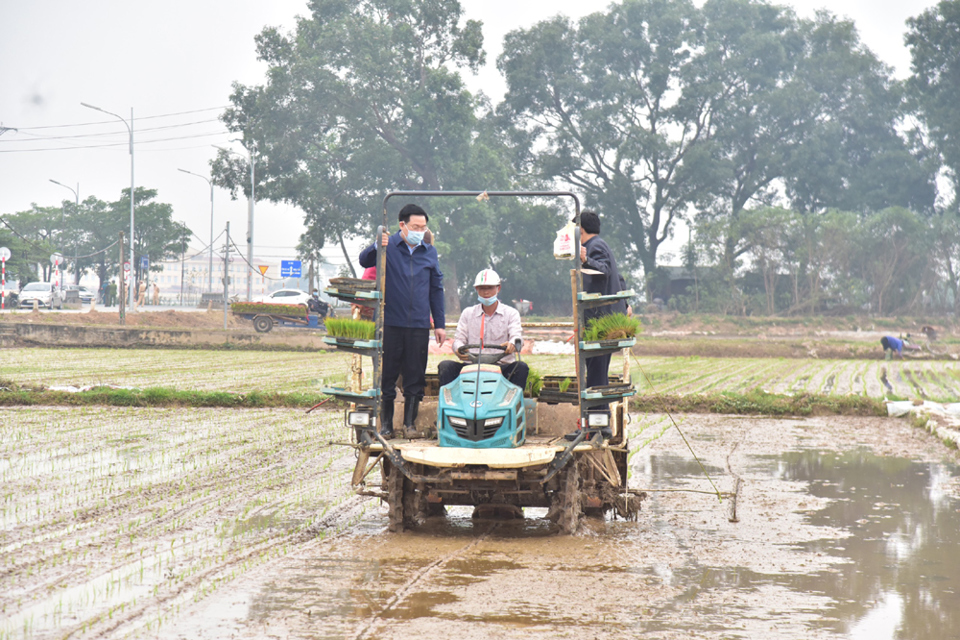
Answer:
[{"xmin": 359, "ymin": 203, "xmax": 445, "ymax": 438}]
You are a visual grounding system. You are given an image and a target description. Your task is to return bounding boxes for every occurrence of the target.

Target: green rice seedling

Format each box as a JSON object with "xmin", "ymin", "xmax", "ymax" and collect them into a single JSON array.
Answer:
[
  {"xmin": 558, "ymin": 377, "xmax": 572, "ymax": 393},
  {"xmin": 583, "ymin": 313, "xmax": 641, "ymax": 341},
  {"xmin": 324, "ymin": 318, "xmax": 376, "ymax": 340},
  {"xmin": 525, "ymin": 367, "xmax": 543, "ymax": 397}
]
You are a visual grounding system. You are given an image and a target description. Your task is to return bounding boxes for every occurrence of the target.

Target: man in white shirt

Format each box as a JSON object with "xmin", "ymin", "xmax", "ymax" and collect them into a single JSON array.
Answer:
[{"xmin": 437, "ymin": 269, "xmax": 528, "ymax": 390}]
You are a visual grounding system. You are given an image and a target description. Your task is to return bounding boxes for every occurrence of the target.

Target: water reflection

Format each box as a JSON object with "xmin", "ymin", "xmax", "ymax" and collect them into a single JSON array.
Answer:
[{"xmin": 745, "ymin": 449, "xmax": 959, "ymax": 639}]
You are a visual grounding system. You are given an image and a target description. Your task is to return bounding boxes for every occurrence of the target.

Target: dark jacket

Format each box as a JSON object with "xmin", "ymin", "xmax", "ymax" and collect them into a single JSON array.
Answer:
[
  {"xmin": 581, "ymin": 235, "xmax": 626, "ymax": 320},
  {"xmin": 359, "ymin": 233, "xmax": 445, "ymax": 329}
]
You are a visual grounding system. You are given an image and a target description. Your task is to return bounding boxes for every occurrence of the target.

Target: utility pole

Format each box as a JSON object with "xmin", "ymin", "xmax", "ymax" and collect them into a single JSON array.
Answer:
[
  {"xmin": 82, "ymin": 102, "xmax": 135, "ymax": 311},
  {"xmin": 223, "ymin": 222, "xmax": 230, "ymax": 330},
  {"xmin": 180, "ymin": 237, "xmax": 186, "ymax": 306},
  {"xmin": 49, "ymin": 180, "xmax": 79, "ymax": 284},
  {"xmin": 118, "ymin": 232, "xmax": 126, "ymax": 325}
]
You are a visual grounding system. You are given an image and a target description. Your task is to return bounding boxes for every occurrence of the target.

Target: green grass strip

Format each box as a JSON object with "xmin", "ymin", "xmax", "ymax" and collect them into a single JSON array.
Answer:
[
  {"xmin": 631, "ymin": 389, "xmax": 887, "ymax": 417},
  {"xmin": 0, "ymin": 385, "xmax": 334, "ymax": 409}
]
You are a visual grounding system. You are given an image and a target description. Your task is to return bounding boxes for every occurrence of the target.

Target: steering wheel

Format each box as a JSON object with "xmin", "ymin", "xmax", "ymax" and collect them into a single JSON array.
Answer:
[{"xmin": 456, "ymin": 343, "xmax": 509, "ymax": 365}]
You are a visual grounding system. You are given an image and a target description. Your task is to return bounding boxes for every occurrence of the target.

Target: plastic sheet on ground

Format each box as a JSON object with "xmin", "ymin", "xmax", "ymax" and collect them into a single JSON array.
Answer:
[
  {"xmin": 887, "ymin": 400, "xmax": 960, "ymax": 426},
  {"xmin": 532, "ymin": 340, "xmax": 575, "ymax": 355}
]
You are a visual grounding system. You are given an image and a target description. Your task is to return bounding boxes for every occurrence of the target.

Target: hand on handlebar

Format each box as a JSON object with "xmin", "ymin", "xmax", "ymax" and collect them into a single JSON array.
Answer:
[{"xmin": 501, "ymin": 341, "xmax": 516, "ymax": 355}]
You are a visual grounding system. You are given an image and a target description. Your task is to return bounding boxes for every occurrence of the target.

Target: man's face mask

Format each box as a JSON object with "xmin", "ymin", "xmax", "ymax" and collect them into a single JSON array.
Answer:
[{"xmin": 405, "ymin": 230, "xmax": 425, "ymax": 246}]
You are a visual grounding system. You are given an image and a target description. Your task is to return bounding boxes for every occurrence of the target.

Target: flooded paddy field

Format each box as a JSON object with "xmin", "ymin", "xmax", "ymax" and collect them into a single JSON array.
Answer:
[
  {"xmin": 3, "ymin": 406, "xmax": 959, "ymax": 639},
  {"xmin": 3, "ymin": 349, "xmax": 960, "ymax": 400}
]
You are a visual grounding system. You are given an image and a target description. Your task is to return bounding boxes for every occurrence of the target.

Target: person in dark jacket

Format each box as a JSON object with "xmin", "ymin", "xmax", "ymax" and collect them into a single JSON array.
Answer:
[
  {"xmin": 359, "ymin": 203, "xmax": 445, "ymax": 438},
  {"xmin": 567, "ymin": 210, "xmax": 626, "ymax": 441}
]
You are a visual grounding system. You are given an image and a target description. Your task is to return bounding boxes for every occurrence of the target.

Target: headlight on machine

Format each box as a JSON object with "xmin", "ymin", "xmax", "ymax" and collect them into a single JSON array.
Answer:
[
  {"xmin": 442, "ymin": 387, "xmax": 454, "ymax": 405},
  {"xmin": 483, "ymin": 417, "xmax": 504, "ymax": 427},
  {"xmin": 498, "ymin": 388, "xmax": 518, "ymax": 407},
  {"xmin": 587, "ymin": 413, "xmax": 610, "ymax": 427},
  {"xmin": 347, "ymin": 411, "xmax": 371, "ymax": 426},
  {"xmin": 449, "ymin": 416, "xmax": 467, "ymax": 427}
]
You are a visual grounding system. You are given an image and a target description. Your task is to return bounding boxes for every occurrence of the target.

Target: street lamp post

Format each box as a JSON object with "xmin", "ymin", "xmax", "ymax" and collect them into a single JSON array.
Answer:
[
  {"xmin": 81, "ymin": 102, "xmax": 135, "ymax": 310},
  {"xmin": 214, "ymin": 143, "xmax": 254, "ymax": 301},
  {"xmin": 49, "ymin": 179, "xmax": 79, "ymax": 285},
  {"xmin": 177, "ymin": 168, "xmax": 215, "ymax": 293}
]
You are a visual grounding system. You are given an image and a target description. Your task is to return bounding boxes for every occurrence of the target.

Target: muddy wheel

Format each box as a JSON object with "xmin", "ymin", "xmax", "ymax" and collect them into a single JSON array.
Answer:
[
  {"xmin": 252, "ymin": 315, "xmax": 273, "ymax": 333},
  {"xmin": 402, "ymin": 478, "xmax": 422, "ymax": 528},
  {"xmin": 385, "ymin": 464, "xmax": 406, "ymax": 533},
  {"xmin": 556, "ymin": 461, "xmax": 582, "ymax": 535}
]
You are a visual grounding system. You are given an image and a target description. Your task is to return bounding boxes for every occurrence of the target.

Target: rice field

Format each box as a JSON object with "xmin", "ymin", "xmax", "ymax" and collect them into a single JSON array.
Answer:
[
  {"xmin": 0, "ymin": 406, "xmax": 363, "ymax": 639},
  {"xmin": 0, "ymin": 403, "xmax": 699, "ymax": 639},
  {"xmin": 2, "ymin": 348, "xmax": 959, "ymax": 401}
]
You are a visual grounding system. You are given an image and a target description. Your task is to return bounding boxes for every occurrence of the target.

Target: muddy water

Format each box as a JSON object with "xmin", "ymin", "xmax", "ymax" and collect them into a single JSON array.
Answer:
[{"xmin": 153, "ymin": 415, "xmax": 960, "ymax": 640}]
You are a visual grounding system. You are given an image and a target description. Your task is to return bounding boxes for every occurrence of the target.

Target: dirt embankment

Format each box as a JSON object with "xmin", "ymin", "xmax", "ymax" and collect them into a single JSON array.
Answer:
[{"xmin": 1, "ymin": 308, "xmax": 244, "ymax": 329}]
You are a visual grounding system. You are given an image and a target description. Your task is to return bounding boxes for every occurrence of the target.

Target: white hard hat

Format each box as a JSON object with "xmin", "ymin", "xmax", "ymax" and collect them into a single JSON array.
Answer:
[{"xmin": 474, "ymin": 269, "xmax": 501, "ymax": 286}]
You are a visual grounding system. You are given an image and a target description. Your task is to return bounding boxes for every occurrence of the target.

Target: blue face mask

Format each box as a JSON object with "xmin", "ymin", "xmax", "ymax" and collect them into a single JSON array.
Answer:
[
  {"xmin": 405, "ymin": 230, "xmax": 425, "ymax": 246},
  {"xmin": 478, "ymin": 294, "xmax": 498, "ymax": 306}
]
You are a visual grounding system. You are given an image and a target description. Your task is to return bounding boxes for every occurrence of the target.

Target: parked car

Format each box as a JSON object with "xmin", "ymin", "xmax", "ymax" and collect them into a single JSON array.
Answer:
[
  {"xmin": 63, "ymin": 284, "xmax": 95, "ymax": 303},
  {"xmin": 254, "ymin": 289, "xmax": 312, "ymax": 306},
  {"xmin": 18, "ymin": 282, "xmax": 63, "ymax": 309},
  {"xmin": 0, "ymin": 282, "xmax": 19, "ymax": 307}
]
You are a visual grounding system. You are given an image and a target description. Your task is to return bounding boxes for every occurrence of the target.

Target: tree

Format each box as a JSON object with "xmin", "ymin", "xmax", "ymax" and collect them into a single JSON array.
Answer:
[
  {"xmin": 213, "ymin": 0, "xmax": 488, "ymax": 314},
  {"xmin": 852, "ymin": 207, "xmax": 930, "ymax": 314},
  {"xmin": 907, "ymin": 0, "xmax": 960, "ymax": 210},
  {"xmin": 499, "ymin": 0, "xmax": 712, "ymax": 292},
  {"xmin": 785, "ymin": 13, "xmax": 936, "ymax": 216}
]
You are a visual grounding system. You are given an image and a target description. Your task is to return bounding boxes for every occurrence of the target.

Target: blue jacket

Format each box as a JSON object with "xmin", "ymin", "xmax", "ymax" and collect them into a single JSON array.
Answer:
[{"xmin": 359, "ymin": 233, "xmax": 445, "ymax": 329}]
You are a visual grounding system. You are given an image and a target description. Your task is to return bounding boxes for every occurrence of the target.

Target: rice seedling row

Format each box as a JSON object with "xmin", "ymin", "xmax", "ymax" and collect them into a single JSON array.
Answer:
[{"xmin": 0, "ymin": 406, "xmax": 363, "ymax": 639}]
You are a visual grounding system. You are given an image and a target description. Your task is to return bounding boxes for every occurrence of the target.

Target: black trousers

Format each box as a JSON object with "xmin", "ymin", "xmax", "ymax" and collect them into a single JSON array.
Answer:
[
  {"xmin": 437, "ymin": 359, "xmax": 529, "ymax": 390},
  {"xmin": 381, "ymin": 325, "xmax": 430, "ymax": 403},
  {"xmin": 585, "ymin": 353, "xmax": 612, "ymax": 413}
]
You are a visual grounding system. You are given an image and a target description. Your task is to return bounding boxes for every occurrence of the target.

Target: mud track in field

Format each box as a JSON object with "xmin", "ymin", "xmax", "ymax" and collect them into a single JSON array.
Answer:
[{"xmin": 154, "ymin": 414, "xmax": 958, "ymax": 640}]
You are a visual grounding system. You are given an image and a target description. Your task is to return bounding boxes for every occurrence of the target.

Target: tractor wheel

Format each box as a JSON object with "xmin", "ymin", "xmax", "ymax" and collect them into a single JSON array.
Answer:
[
  {"xmin": 385, "ymin": 463, "xmax": 406, "ymax": 533},
  {"xmin": 402, "ymin": 477, "xmax": 422, "ymax": 528},
  {"xmin": 253, "ymin": 315, "xmax": 273, "ymax": 333},
  {"xmin": 556, "ymin": 461, "xmax": 582, "ymax": 535}
]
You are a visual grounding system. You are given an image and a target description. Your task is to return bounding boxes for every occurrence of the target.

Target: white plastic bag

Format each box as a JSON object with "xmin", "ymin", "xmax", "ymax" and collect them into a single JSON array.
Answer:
[{"xmin": 553, "ymin": 222, "xmax": 576, "ymax": 260}]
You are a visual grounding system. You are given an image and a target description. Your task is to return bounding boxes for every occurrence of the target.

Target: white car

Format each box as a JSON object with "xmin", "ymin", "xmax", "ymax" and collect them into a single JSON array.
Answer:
[
  {"xmin": 18, "ymin": 282, "xmax": 63, "ymax": 309},
  {"xmin": 255, "ymin": 289, "xmax": 312, "ymax": 306}
]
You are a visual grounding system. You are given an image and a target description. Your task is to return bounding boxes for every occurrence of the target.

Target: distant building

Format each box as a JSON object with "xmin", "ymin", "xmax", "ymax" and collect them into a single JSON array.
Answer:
[{"xmin": 74, "ymin": 250, "xmax": 340, "ymax": 305}]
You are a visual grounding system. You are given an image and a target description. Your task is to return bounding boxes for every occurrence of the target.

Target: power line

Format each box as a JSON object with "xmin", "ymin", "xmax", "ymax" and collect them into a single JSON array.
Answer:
[
  {"xmin": 0, "ymin": 130, "xmax": 232, "ymax": 153},
  {"xmin": 8, "ymin": 118, "xmax": 222, "ymax": 142},
  {"xmin": 12, "ymin": 106, "xmax": 229, "ymax": 131}
]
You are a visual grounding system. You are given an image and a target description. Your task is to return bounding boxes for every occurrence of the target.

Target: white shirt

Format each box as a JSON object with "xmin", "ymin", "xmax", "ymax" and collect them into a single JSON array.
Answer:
[{"xmin": 452, "ymin": 301, "xmax": 523, "ymax": 364}]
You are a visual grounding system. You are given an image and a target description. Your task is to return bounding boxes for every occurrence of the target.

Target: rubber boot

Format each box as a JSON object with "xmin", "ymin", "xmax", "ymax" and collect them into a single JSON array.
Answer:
[
  {"xmin": 403, "ymin": 396, "xmax": 421, "ymax": 430},
  {"xmin": 380, "ymin": 401, "xmax": 395, "ymax": 439}
]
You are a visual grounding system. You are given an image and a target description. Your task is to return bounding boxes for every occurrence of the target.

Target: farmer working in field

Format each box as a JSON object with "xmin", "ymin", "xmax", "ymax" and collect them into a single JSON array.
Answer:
[
  {"xmin": 438, "ymin": 268, "xmax": 528, "ymax": 391},
  {"xmin": 566, "ymin": 210, "xmax": 627, "ymax": 441},
  {"xmin": 880, "ymin": 335, "xmax": 905, "ymax": 360},
  {"xmin": 359, "ymin": 203, "xmax": 445, "ymax": 439}
]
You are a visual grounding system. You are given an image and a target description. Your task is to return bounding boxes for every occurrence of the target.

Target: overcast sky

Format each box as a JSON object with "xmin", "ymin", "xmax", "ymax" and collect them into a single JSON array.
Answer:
[{"xmin": 0, "ymin": 0, "xmax": 937, "ymax": 268}]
